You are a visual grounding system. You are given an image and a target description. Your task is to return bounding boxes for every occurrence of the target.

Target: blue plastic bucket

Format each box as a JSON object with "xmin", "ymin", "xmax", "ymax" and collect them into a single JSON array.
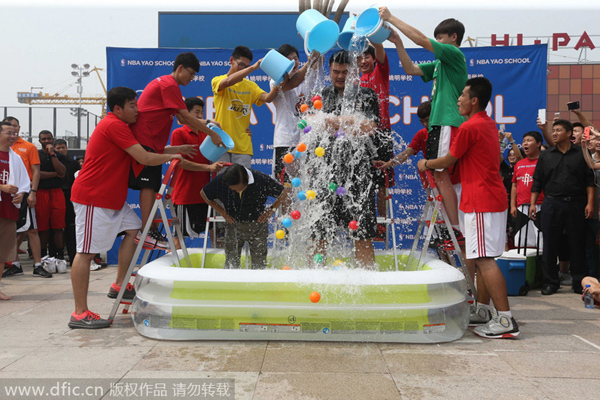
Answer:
[
  {"xmin": 355, "ymin": 7, "xmax": 391, "ymax": 44},
  {"xmin": 296, "ymin": 9, "xmax": 340, "ymax": 55},
  {"xmin": 338, "ymin": 15, "xmax": 369, "ymax": 52},
  {"xmin": 260, "ymin": 49, "xmax": 295, "ymax": 85},
  {"xmin": 199, "ymin": 123, "xmax": 235, "ymax": 162}
]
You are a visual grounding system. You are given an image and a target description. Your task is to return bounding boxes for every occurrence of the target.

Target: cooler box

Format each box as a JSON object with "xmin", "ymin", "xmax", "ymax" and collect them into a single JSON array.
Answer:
[
  {"xmin": 523, "ymin": 248, "xmax": 542, "ymax": 289},
  {"xmin": 496, "ymin": 250, "xmax": 528, "ymax": 296}
]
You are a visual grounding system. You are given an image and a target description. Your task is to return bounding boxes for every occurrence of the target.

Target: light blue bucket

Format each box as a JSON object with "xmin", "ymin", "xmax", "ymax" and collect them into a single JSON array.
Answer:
[
  {"xmin": 355, "ymin": 7, "xmax": 391, "ymax": 44},
  {"xmin": 199, "ymin": 123, "xmax": 235, "ymax": 162},
  {"xmin": 337, "ymin": 15, "xmax": 369, "ymax": 52},
  {"xmin": 296, "ymin": 9, "xmax": 340, "ymax": 55},
  {"xmin": 260, "ymin": 49, "xmax": 295, "ymax": 85}
]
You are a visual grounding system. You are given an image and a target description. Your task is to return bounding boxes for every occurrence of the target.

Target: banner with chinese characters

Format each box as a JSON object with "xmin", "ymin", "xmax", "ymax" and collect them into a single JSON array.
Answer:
[{"xmin": 105, "ymin": 44, "xmax": 547, "ymax": 263}]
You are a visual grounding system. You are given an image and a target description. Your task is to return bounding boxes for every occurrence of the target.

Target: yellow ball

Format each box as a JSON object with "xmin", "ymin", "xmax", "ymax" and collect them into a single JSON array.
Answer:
[
  {"xmin": 275, "ymin": 230, "xmax": 286, "ymax": 240},
  {"xmin": 333, "ymin": 259, "xmax": 343, "ymax": 267},
  {"xmin": 315, "ymin": 147, "xmax": 325, "ymax": 157},
  {"xmin": 305, "ymin": 190, "xmax": 316, "ymax": 200}
]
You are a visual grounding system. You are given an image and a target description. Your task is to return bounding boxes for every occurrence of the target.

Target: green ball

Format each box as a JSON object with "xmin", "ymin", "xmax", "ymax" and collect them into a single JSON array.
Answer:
[
  {"xmin": 313, "ymin": 253, "xmax": 324, "ymax": 263},
  {"xmin": 328, "ymin": 182, "xmax": 338, "ymax": 191},
  {"xmin": 297, "ymin": 119, "xmax": 307, "ymax": 129}
]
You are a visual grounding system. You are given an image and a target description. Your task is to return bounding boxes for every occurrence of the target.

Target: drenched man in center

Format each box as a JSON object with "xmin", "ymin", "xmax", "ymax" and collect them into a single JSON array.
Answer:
[{"xmin": 311, "ymin": 50, "xmax": 380, "ymax": 268}]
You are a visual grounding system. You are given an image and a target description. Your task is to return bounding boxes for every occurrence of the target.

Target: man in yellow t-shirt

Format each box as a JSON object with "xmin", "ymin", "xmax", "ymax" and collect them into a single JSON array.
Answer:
[{"xmin": 211, "ymin": 46, "xmax": 278, "ymax": 168}]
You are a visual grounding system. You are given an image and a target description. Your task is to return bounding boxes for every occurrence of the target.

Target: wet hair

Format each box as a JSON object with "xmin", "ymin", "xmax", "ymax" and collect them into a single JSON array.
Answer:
[
  {"xmin": 417, "ymin": 101, "xmax": 432, "ymax": 119},
  {"xmin": 54, "ymin": 139, "xmax": 67, "ymax": 147},
  {"xmin": 107, "ymin": 86, "xmax": 137, "ymax": 112},
  {"xmin": 38, "ymin": 130, "xmax": 53, "ymax": 140},
  {"xmin": 362, "ymin": 45, "xmax": 376, "ymax": 59},
  {"xmin": 173, "ymin": 52, "xmax": 200, "ymax": 73},
  {"xmin": 329, "ymin": 50, "xmax": 350, "ymax": 66},
  {"xmin": 184, "ymin": 97, "xmax": 204, "ymax": 112},
  {"xmin": 464, "ymin": 77, "xmax": 492, "ymax": 110},
  {"xmin": 2, "ymin": 116, "xmax": 19, "ymax": 126},
  {"xmin": 232, "ymin": 46, "xmax": 253, "ymax": 62},
  {"xmin": 523, "ymin": 131, "xmax": 543, "ymax": 144},
  {"xmin": 222, "ymin": 163, "xmax": 248, "ymax": 187},
  {"xmin": 553, "ymin": 119, "xmax": 573, "ymax": 136},
  {"xmin": 434, "ymin": 18, "xmax": 465, "ymax": 45},
  {"xmin": 573, "ymin": 122, "xmax": 584, "ymax": 130},
  {"xmin": 277, "ymin": 44, "xmax": 299, "ymax": 58}
]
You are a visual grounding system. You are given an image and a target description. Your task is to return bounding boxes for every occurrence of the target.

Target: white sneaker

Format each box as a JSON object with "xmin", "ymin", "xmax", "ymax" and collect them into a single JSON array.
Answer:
[
  {"xmin": 90, "ymin": 260, "xmax": 102, "ymax": 271},
  {"xmin": 473, "ymin": 311, "xmax": 520, "ymax": 339},
  {"xmin": 42, "ymin": 256, "xmax": 57, "ymax": 274},
  {"xmin": 469, "ymin": 304, "xmax": 494, "ymax": 326},
  {"xmin": 559, "ymin": 271, "xmax": 573, "ymax": 286},
  {"xmin": 56, "ymin": 259, "xmax": 67, "ymax": 274}
]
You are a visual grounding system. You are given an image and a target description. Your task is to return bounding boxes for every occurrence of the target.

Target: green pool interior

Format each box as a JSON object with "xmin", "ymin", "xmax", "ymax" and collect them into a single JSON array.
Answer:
[{"xmin": 157, "ymin": 253, "xmax": 450, "ymax": 334}]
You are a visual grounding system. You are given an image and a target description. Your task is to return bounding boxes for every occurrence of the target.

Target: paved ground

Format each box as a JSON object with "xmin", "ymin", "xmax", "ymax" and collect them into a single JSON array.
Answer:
[{"xmin": 0, "ymin": 257, "xmax": 599, "ymax": 400}]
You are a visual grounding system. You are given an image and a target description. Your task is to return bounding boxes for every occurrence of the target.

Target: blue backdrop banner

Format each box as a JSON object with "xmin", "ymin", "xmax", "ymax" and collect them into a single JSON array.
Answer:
[{"xmin": 105, "ymin": 44, "xmax": 547, "ymax": 264}]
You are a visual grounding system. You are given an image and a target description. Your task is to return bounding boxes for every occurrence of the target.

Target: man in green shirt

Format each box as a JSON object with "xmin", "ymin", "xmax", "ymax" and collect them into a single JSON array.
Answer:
[{"xmin": 380, "ymin": 6, "xmax": 468, "ymax": 243}]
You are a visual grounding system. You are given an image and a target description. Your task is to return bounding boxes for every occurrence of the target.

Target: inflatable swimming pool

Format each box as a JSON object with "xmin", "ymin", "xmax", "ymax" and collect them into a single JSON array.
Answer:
[{"xmin": 130, "ymin": 249, "xmax": 468, "ymax": 343}]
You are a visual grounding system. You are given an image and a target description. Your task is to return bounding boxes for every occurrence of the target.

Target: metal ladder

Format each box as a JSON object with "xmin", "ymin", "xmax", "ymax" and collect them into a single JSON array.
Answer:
[
  {"xmin": 408, "ymin": 170, "xmax": 477, "ymax": 297},
  {"xmin": 108, "ymin": 160, "xmax": 191, "ymax": 322}
]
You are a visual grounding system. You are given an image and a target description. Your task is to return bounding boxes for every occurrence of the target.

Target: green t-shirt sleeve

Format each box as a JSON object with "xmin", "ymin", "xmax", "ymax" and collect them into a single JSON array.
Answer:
[
  {"xmin": 431, "ymin": 40, "xmax": 463, "ymax": 63},
  {"xmin": 419, "ymin": 62, "xmax": 436, "ymax": 83}
]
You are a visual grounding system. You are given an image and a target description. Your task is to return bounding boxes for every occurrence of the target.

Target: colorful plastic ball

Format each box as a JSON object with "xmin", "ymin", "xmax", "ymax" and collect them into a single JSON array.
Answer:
[
  {"xmin": 328, "ymin": 182, "xmax": 338, "ymax": 191},
  {"xmin": 282, "ymin": 266, "xmax": 291, "ymax": 270},
  {"xmin": 309, "ymin": 291, "xmax": 321, "ymax": 303},
  {"xmin": 336, "ymin": 186, "xmax": 347, "ymax": 196},
  {"xmin": 311, "ymin": 95, "xmax": 322, "ymax": 103},
  {"xmin": 297, "ymin": 191, "xmax": 307, "ymax": 201},
  {"xmin": 335, "ymin": 130, "xmax": 345, "ymax": 138},
  {"xmin": 291, "ymin": 177, "xmax": 302, "ymax": 187},
  {"xmin": 313, "ymin": 99, "xmax": 323, "ymax": 110},
  {"xmin": 300, "ymin": 103, "xmax": 309, "ymax": 113},
  {"xmin": 313, "ymin": 253, "xmax": 324, "ymax": 263},
  {"xmin": 290, "ymin": 210, "xmax": 301, "ymax": 220},
  {"xmin": 282, "ymin": 218, "xmax": 293, "ymax": 228},
  {"xmin": 275, "ymin": 230, "xmax": 286, "ymax": 239},
  {"xmin": 303, "ymin": 126, "xmax": 312, "ymax": 134},
  {"xmin": 297, "ymin": 143, "xmax": 307, "ymax": 152},
  {"xmin": 283, "ymin": 153, "xmax": 294, "ymax": 163},
  {"xmin": 315, "ymin": 147, "xmax": 325, "ymax": 157},
  {"xmin": 297, "ymin": 119, "xmax": 307, "ymax": 129},
  {"xmin": 348, "ymin": 220, "xmax": 359, "ymax": 230},
  {"xmin": 305, "ymin": 190, "xmax": 316, "ymax": 200},
  {"xmin": 333, "ymin": 259, "xmax": 344, "ymax": 267}
]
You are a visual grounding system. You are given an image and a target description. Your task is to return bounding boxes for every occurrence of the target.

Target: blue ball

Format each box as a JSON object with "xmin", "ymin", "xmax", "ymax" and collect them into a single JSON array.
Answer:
[
  {"xmin": 291, "ymin": 177, "xmax": 302, "ymax": 187},
  {"xmin": 297, "ymin": 191, "xmax": 307, "ymax": 201},
  {"xmin": 282, "ymin": 218, "xmax": 293, "ymax": 228}
]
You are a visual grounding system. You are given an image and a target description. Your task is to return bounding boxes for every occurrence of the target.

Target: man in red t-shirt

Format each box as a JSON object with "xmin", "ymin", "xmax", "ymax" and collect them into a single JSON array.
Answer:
[
  {"xmin": 510, "ymin": 131, "xmax": 544, "ymax": 248},
  {"xmin": 129, "ymin": 52, "xmax": 224, "ymax": 250},
  {"xmin": 68, "ymin": 87, "xmax": 183, "ymax": 330},
  {"xmin": 359, "ymin": 41, "xmax": 395, "ymax": 237},
  {"xmin": 0, "ymin": 121, "xmax": 29, "ymax": 300},
  {"xmin": 171, "ymin": 97, "xmax": 225, "ymax": 249},
  {"xmin": 418, "ymin": 77, "xmax": 519, "ymax": 339}
]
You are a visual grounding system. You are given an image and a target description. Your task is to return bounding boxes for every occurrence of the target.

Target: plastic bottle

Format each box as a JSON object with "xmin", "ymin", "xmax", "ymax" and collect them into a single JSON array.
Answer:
[{"xmin": 584, "ymin": 285, "xmax": 595, "ymax": 309}]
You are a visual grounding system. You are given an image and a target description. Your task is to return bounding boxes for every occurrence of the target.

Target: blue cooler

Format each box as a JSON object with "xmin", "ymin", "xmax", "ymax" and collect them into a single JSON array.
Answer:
[{"xmin": 495, "ymin": 250, "xmax": 528, "ymax": 296}]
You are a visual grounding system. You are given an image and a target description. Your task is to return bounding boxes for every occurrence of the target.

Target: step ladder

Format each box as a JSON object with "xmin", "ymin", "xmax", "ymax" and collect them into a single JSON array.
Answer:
[
  {"xmin": 409, "ymin": 170, "xmax": 477, "ymax": 297},
  {"xmin": 108, "ymin": 160, "xmax": 190, "ymax": 322},
  {"xmin": 376, "ymin": 168, "xmax": 399, "ymax": 270}
]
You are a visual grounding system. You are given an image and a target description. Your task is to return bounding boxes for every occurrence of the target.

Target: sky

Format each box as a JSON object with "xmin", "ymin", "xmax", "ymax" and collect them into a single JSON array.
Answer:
[{"xmin": 1, "ymin": 0, "xmax": 598, "ymax": 124}]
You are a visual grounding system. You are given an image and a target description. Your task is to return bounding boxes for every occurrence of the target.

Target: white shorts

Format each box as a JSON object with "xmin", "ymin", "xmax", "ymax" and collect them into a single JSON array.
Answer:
[
  {"xmin": 74, "ymin": 202, "xmax": 141, "ymax": 254},
  {"xmin": 463, "ymin": 210, "xmax": 507, "ymax": 259}
]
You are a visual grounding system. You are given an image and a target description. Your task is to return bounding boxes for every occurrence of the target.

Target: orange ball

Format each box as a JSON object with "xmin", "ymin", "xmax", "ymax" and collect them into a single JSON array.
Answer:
[
  {"xmin": 283, "ymin": 153, "xmax": 294, "ymax": 164},
  {"xmin": 309, "ymin": 291, "xmax": 321, "ymax": 303},
  {"xmin": 297, "ymin": 143, "xmax": 307, "ymax": 152},
  {"xmin": 300, "ymin": 103, "xmax": 310, "ymax": 113},
  {"xmin": 282, "ymin": 266, "xmax": 291, "ymax": 270},
  {"xmin": 313, "ymin": 99, "xmax": 322, "ymax": 110}
]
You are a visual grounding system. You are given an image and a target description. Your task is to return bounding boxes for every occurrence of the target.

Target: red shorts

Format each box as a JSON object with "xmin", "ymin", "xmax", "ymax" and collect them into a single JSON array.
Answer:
[{"xmin": 36, "ymin": 188, "xmax": 66, "ymax": 231}]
